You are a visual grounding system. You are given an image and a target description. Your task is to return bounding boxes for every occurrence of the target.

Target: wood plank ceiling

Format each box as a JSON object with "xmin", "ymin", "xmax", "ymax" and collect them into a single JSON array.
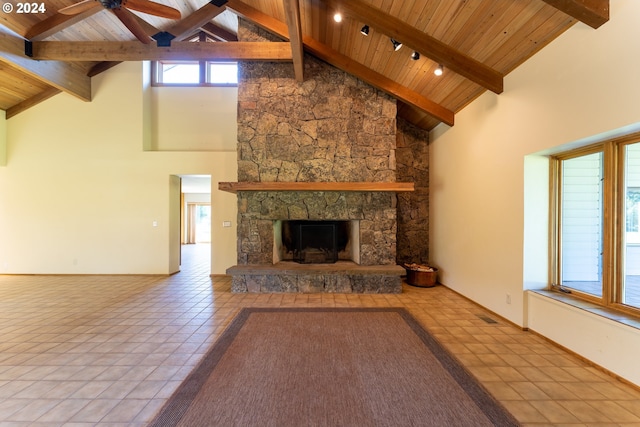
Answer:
[{"xmin": 0, "ymin": 0, "xmax": 609, "ymax": 129}]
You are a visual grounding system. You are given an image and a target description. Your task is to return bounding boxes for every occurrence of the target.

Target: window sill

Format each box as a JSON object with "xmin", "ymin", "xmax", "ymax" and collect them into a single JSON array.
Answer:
[{"xmin": 531, "ymin": 290, "xmax": 640, "ymax": 331}]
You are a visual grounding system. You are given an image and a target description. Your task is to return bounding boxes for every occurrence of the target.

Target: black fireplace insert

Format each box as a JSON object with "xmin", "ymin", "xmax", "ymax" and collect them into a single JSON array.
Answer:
[{"xmin": 282, "ymin": 220, "xmax": 349, "ymax": 264}]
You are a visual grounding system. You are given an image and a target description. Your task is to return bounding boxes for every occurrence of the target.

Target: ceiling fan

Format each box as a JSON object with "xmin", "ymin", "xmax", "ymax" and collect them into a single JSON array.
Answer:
[{"xmin": 59, "ymin": 0, "xmax": 181, "ymax": 44}]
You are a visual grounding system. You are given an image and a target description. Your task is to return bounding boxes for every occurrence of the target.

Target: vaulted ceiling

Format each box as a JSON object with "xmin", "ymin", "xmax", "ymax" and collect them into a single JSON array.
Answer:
[{"xmin": 0, "ymin": 0, "xmax": 609, "ymax": 130}]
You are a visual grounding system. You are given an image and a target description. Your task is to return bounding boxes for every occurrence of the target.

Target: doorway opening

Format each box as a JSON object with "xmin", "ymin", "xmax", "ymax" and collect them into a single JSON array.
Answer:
[{"xmin": 179, "ymin": 175, "xmax": 211, "ymax": 272}]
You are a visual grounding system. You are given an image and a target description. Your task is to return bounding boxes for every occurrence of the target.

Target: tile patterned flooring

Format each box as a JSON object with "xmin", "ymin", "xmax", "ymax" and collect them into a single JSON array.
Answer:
[{"xmin": 0, "ymin": 244, "xmax": 639, "ymax": 426}]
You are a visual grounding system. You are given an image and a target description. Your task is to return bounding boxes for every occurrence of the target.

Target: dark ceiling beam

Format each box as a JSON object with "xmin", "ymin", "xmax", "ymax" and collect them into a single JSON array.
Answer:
[
  {"xmin": 226, "ymin": 0, "xmax": 453, "ymax": 126},
  {"xmin": 0, "ymin": 28, "xmax": 91, "ymax": 102},
  {"xmin": 25, "ymin": 6, "xmax": 101, "ymax": 40},
  {"xmin": 283, "ymin": 0, "xmax": 304, "ymax": 82},
  {"xmin": 322, "ymin": 0, "xmax": 503, "ymax": 94},
  {"xmin": 541, "ymin": 0, "xmax": 609, "ymax": 29},
  {"xmin": 29, "ymin": 41, "xmax": 293, "ymax": 61}
]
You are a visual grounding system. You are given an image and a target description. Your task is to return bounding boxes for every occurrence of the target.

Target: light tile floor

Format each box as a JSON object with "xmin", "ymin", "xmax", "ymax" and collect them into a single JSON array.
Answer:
[{"xmin": 0, "ymin": 244, "xmax": 639, "ymax": 426}]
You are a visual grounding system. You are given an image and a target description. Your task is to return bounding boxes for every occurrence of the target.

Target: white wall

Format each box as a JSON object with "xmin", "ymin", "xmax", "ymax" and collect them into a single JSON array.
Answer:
[
  {"xmin": 150, "ymin": 86, "xmax": 238, "ymax": 151},
  {"xmin": 0, "ymin": 110, "xmax": 6, "ymax": 166},
  {"xmin": 430, "ymin": 0, "xmax": 640, "ymax": 385},
  {"xmin": 0, "ymin": 61, "xmax": 237, "ymax": 275}
]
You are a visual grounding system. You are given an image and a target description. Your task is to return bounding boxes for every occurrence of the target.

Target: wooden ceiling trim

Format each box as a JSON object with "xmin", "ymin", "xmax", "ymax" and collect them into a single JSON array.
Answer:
[
  {"xmin": 0, "ymin": 29, "xmax": 91, "ymax": 102},
  {"xmin": 323, "ymin": 0, "xmax": 504, "ymax": 94},
  {"xmin": 25, "ymin": 6, "xmax": 101, "ymax": 40},
  {"xmin": 30, "ymin": 41, "xmax": 294, "ymax": 61},
  {"xmin": 226, "ymin": 0, "xmax": 454, "ymax": 127},
  {"xmin": 6, "ymin": 87, "xmax": 61, "ymax": 119},
  {"xmin": 541, "ymin": 0, "xmax": 609, "ymax": 29},
  {"xmin": 283, "ymin": 0, "xmax": 304, "ymax": 82}
]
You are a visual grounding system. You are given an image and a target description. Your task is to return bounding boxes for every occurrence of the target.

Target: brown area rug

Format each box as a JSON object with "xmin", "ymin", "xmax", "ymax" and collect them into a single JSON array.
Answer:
[{"xmin": 149, "ymin": 307, "xmax": 519, "ymax": 426}]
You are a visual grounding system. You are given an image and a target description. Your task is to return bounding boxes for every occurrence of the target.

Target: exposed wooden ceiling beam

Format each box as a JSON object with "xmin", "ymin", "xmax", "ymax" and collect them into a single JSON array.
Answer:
[
  {"xmin": 226, "ymin": 0, "xmax": 453, "ymax": 126},
  {"xmin": 0, "ymin": 28, "xmax": 90, "ymax": 102},
  {"xmin": 165, "ymin": 0, "xmax": 229, "ymax": 41},
  {"xmin": 541, "ymin": 0, "xmax": 609, "ymax": 29},
  {"xmin": 322, "ymin": 0, "xmax": 503, "ymax": 94},
  {"xmin": 201, "ymin": 22, "xmax": 238, "ymax": 41},
  {"xmin": 30, "ymin": 41, "xmax": 293, "ymax": 61},
  {"xmin": 127, "ymin": 9, "xmax": 162, "ymax": 37},
  {"xmin": 6, "ymin": 87, "xmax": 61, "ymax": 119},
  {"xmin": 25, "ymin": 6, "xmax": 101, "ymax": 40},
  {"xmin": 283, "ymin": 0, "xmax": 304, "ymax": 82},
  {"xmin": 305, "ymin": 38, "xmax": 454, "ymax": 126},
  {"xmin": 86, "ymin": 9, "xmax": 233, "ymax": 80}
]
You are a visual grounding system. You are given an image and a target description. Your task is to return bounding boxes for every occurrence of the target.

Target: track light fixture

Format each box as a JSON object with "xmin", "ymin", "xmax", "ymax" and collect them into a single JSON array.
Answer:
[
  {"xmin": 411, "ymin": 51, "xmax": 420, "ymax": 60},
  {"xmin": 434, "ymin": 64, "xmax": 444, "ymax": 76},
  {"xmin": 390, "ymin": 38, "xmax": 402, "ymax": 51},
  {"xmin": 360, "ymin": 25, "xmax": 369, "ymax": 36}
]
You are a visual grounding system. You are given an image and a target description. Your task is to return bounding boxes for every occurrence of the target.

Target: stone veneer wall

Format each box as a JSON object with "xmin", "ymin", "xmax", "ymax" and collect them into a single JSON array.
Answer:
[
  {"xmin": 236, "ymin": 20, "xmax": 398, "ymax": 268},
  {"xmin": 396, "ymin": 118, "xmax": 430, "ymax": 265}
]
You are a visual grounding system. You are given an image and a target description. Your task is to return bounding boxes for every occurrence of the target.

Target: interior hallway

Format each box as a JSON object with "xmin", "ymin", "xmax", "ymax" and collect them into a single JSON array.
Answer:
[{"xmin": 0, "ymin": 244, "xmax": 639, "ymax": 425}]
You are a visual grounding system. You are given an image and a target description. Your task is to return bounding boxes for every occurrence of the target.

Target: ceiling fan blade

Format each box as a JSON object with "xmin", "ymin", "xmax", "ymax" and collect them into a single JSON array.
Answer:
[
  {"xmin": 59, "ymin": 0, "xmax": 100, "ymax": 15},
  {"xmin": 112, "ymin": 7, "xmax": 151, "ymax": 43},
  {"xmin": 123, "ymin": 0, "xmax": 180, "ymax": 19}
]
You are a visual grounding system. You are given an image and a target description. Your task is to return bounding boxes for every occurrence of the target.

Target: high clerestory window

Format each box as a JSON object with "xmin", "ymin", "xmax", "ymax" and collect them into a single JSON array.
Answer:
[
  {"xmin": 151, "ymin": 32, "xmax": 238, "ymax": 86},
  {"xmin": 551, "ymin": 133, "xmax": 640, "ymax": 315}
]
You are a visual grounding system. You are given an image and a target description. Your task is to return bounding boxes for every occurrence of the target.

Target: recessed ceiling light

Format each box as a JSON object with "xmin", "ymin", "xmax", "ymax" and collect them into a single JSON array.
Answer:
[
  {"xmin": 434, "ymin": 64, "xmax": 444, "ymax": 76},
  {"xmin": 333, "ymin": 12, "xmax": 342, "ymax": 23}
]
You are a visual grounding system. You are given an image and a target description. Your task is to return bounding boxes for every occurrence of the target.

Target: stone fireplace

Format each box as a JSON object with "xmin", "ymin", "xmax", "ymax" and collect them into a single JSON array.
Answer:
[
  {"xmin": 226, "ymin": 188, "xmax": 405, "ymax": 293},
  {"xmin": 223, "ymin": 20, "xmax": 427, "ymax": 293}
]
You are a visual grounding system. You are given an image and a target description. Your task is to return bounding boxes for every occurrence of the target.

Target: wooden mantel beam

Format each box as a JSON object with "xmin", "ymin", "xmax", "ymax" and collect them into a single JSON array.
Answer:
[
  {"xmin": 219, "ymin": 182, "xmax": 415, "ymax": 193},
  {"xmin": 226, "ymin": 0, "xmax": 454, "ymax": 126},
  {"xmin": 541, "ymin": 0, "xmax": 609, "ymax": 29},
  {"xmin": 29, "ymin": 41, "xmax": 293, "ymax": 61},
  {"xmin": 0, "ymin": 28, "xmax": 91, "ymax": 102}
]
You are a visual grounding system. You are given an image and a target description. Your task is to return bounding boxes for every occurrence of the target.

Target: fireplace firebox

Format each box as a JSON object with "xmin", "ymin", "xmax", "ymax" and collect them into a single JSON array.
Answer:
[{"xmin": 281, "ymin": 220, "xmax": 350, "ymax": 264}]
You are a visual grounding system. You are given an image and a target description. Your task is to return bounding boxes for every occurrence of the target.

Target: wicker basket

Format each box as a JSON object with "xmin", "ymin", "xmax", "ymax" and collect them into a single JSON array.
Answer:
[{"xmin": 404, "ymin": 266, "xmax": 438, "ymax": 288}]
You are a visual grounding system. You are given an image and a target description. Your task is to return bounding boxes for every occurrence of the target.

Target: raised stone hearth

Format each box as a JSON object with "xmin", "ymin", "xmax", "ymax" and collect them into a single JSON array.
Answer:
[{"xmin": 228, "ymin": 262, "xmax": 404, "ymax": 293}]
